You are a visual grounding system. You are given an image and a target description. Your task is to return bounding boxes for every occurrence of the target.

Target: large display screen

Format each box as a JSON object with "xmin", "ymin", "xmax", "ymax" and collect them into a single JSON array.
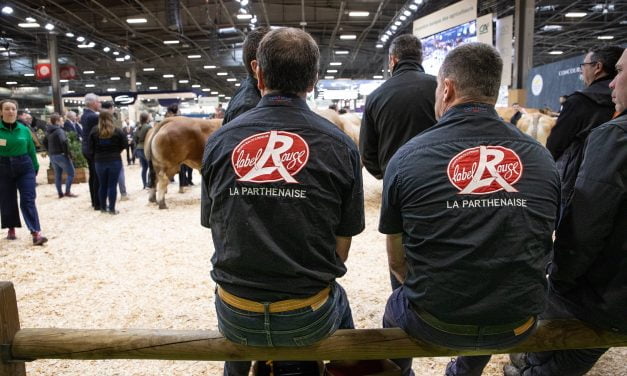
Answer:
[{"xmin": 421, "ymin": 20, "xmax": 477, "ymax": 76}]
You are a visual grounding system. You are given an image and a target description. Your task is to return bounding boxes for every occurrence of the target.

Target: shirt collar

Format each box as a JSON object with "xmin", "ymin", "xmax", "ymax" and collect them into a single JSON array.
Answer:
[
  {"xmin": 257, "ymin": 93, "xmax": 310, "ymax": 110},
  {"xmin": 439, "ymin": 102, "xmax": 499, "ymax": 123},
  {"xmin": 392, "ymin": 59, "xmax": 426, "ymax": 75}
]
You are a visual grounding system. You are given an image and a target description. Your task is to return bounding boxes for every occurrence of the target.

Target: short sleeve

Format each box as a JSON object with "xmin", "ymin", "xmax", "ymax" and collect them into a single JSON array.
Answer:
[
  {"xmin": 379, "ymin": 153, "xmax": 403, "ymax": 234},
  {"xmin": 335, "ymin": 148, "xmax": 365, "ymax": 237}
]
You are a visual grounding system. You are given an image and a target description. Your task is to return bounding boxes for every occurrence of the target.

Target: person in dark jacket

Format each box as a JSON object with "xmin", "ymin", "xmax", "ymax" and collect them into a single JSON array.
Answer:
[
  {"xmin": 379, "ymin": 43, "xmax": 559, "ymax": 376},
  {"xmin": 505, "ymin": 47, "xmax": 627, "ymax": 376},
  {"xmin": 222, "ymin": 26, "xmax": 271, "ymax": 126},
  {"xmin": 133, "ymin": 112, "xmax": 153, "ymax": 189},
  {"xmin": 548, "ymin": 46, "xmax": 623, "ymax": 218},
  {"xmin": 63, "ymin": 110, "xmax": 79, "ymax": 136},
  {"xmin": 88, "ymin": 111, "xmax": 126, "ymax": 215},
  {"xmin": 0, "ymin": 99, "xmax": 48, "ymax": 245},
  {"xmin": 43, "ymin": 113, "xmax": 77, "ymax": 199},
  {"xmin": 80, "ymin": 93, "xmax": 101, "ymax": 210},
  {"xmin": 201, "ymin": 27, "xmax": 363, "ymax": 376},
  {"xmin": 359, "ymin": 33, "xmax": 437, "ymax": 181}
]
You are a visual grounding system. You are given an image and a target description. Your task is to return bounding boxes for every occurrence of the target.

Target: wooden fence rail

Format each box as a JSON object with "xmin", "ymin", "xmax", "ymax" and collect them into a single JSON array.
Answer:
[{"xmin": 3, "ymin": 282, "xmax": 627, "ymax": 375}]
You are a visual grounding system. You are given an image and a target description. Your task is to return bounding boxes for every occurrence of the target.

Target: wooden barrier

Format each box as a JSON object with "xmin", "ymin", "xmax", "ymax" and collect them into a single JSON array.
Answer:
[{"xmin": 3, "ymin": 281, "xmax": 627, "ymax": 375}]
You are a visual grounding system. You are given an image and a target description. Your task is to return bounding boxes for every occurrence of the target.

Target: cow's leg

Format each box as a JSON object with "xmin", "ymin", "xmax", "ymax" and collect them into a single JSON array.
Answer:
[{"xmin": 156, "ymin": 172, "xmax": 169, "ymax": 209}]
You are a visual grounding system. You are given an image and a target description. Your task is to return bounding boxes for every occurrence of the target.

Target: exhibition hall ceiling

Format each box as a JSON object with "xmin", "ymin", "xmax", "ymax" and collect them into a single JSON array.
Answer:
[{"xmin": 0, "ymin": 0, "xmax": 625, "ymax": 98}]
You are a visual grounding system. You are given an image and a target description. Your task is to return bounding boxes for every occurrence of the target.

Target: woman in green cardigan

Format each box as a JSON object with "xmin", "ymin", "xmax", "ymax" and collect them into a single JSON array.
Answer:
[{"xmin": 0, "ymin": 99, "xmax": 47, "ymax": 245}]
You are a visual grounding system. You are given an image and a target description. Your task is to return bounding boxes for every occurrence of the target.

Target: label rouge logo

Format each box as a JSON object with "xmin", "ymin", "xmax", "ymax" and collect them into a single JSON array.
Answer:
[
  {"xmin": 447, "ymin": 146, "xmax": 523, "ymax": 194},
  {"xmin": 232, "ymin": 130, "xmax": 309, "ymax": 183}
]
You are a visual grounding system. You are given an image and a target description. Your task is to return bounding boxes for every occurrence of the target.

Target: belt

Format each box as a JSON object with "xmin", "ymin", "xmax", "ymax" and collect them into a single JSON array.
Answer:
[
  {"xmin": 413, "ymin": 306, "xmax": 535, "ymax": 336},
  {"xmin": 217, "ymin": 286, "xmax": 331, "ymax": 313}
]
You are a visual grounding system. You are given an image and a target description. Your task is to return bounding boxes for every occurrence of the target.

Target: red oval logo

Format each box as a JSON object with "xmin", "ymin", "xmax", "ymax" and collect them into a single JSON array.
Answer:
[
  {"xmin": 231, "ymin": 130, "xmax": 309, "ymax": 183},
  {"xmin": 447, "ymin": 145, "xmax": 523, "ymax": 195}
]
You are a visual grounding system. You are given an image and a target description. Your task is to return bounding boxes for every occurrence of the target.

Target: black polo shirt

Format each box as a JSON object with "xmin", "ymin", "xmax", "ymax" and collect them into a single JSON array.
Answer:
[
  {"xmin": 201, "ymin": 93, "xmax": 365, "ymax": 301},
  {"xmin": 380, "ymin": 103, "xmax": 560, "ymax": 325}
]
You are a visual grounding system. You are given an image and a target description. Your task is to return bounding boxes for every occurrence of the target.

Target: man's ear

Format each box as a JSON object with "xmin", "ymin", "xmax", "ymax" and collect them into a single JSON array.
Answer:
[
  {"xmin": 388, "ymin": 55, "xmax": 398, "ymax": 71},
  {"xmin": 250, "ymin": 60, "xmax": 258, "ymax": 79},
  {"xmin": 256, "ymin": 65, "xmax": 266, "ymax": 92},
  {"xmin": 305, "ymin": 73, "xmax": 319, "ymax": 93},
  {"xmin": 442, "ymin": 78, "xmax": 455, "ymax": 104}
]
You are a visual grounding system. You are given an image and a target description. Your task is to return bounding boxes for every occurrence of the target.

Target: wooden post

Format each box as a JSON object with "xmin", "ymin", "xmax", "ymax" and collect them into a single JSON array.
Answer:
[{"xmin": 0, "ymin": 282, "xmax": 26, "ymax": 376}]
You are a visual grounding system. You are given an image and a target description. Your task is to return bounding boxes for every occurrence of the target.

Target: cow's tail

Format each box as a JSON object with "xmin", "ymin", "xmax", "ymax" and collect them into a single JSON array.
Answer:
[{"xmin": 144, "ymin": 117, "xmax": 173, "ymax": 161}]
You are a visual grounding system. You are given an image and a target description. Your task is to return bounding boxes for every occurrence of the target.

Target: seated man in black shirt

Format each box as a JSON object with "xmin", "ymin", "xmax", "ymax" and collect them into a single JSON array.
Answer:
[
  {"xmin": 201, "ymin": 27, "xmax": 365, "ymax": 376},
  {"xmin": 379, "ymin": 43, "xmax": 560, "ymax": 376}
]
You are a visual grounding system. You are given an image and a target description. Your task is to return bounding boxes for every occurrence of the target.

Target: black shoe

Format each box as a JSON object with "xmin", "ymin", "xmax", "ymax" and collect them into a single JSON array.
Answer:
[
  {"xmin": 504, "ymin": 364, "xmax": 522, "ymax": 376},
  {"xmin": 108, "ymin": 209, "xmax": 120, "ymax": 215},
  {"xmin": 509, "ymin": 353, "xmax": 528, "ymax": 369}
]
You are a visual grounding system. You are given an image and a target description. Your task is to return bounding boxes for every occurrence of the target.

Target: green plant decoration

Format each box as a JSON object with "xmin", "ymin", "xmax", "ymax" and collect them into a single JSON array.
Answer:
[{"xmin": 67, "ymin": 131, "xmax": 88, "ymax": 168}]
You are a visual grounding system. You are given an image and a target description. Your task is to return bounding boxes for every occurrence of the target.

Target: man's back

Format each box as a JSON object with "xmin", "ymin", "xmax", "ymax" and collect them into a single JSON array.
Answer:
[
  {"xmin": 359, "ymin": 60, "xmax": 437, "ymax": 178},
  {"xmin": 80, "ymin": 109, "xmax": 99, "ymax": 153},
  {"xmin": 381, "ymin": 104, "xmax": 560, "ymax": 324},
  {"xmin": 222, "ymin": 76, "xmax": 261, "ymax": 125},
  {"xmin": 202, "ymin": 94, "xmax": 364, "ymax": 301}
]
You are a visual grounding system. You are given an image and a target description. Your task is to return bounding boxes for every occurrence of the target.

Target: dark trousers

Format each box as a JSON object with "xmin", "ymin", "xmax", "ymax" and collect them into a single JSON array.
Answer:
[
  {"xmin": 0, "ymin": 155, "xmax": 41, "ymax": 232},
  {"xmin": 179, "ymin": 164, "xmax": 193, "ymax": 187},
  {"xmin": 383, "ymin": 287, "xmax": 536, "ymax": 376},
  {"xmin": 136, "ymin": 149, "xmax": 149, "ymax": 188},
  {"xmin": 83, "ymin": 152, "xmax": 100, "ymax": 209},
  {"xmin": 95, "ymin": 160, "xmax": 122, "ymax": 212},
  {"xmin": 125, "ymin": 143, "xmax": 135, "ymax": 164},
  {"xmin": 147, "ymin": 160, "xmax": 156, "ymax": 189},
  {"xmin": 520, "ymin": 294, "xmax": 608, "ymax": 376}
]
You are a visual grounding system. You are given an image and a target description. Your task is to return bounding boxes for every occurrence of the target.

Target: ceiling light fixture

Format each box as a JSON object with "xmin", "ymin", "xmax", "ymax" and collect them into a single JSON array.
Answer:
[
  {"xmin": 348, "ymin": 11, "xmax": 369, "ymax": 17},
  {"xmin": 136, "ymin": 82, "xmax": 142, "ymax": 85},
  {"xmin": 541, "ymin": 25, "xmax": 563, "ymax": 31},
  {"xmin": 77, "ymin": 36, "xmax": 85, "ymax": 42},
  {"xmin": 235, "ymin": 83, "xmax": 241, "ymax": 87},
  {"xmin": 202, "ymin": 88, "xmax": 211, "ymax": 92},
  {"xmin": 124, "ymin": 55, "xmax": 130, "ymax": 60},
  {"xmin": 327, "ymin": 69, "xmax": 338, "ymax": 73},
  {"xmin": 18, "ymin": 23, "xmax": 40, "ymax": 28},
  {"xmin": 330, "ymin": 62, "xmax": 342, "ymax": 66},
  {"xmin": 113, "ymin": 51, "xmax": 120, "ymax": 55},
  {"xmin": 163, "ymin": 74, "xmax": 174, "ymax": 78},
  {"xmin": 23, "ymin": 73, "xmax": 35, "ymax": 77},
  {"xmin": 178, "ymin": 79, "xmax": 189, "ymax": 83},
  {"xmin": 211, "ymin": 91, "xmax": 218, "ymax": 95},
  {"xmin": 85, "ymin": 84, "xmax": 95, "ymax": 87},
  {"xmin": 60, "ymin": 79, "xmax": 68, "ymax": 83},
  {"xmin": 126, "ymin": 18, "xmax": 147, "ymax": 24},
  {"xmin": 44, "ymin": 23, "xmax": 55, "ymax": 31},
  {"xmin": 191, "ymin": 84, "xmax": 201, "ymax": 88},
  {"xmin": 143, "ymin": 67, "xmax": 155, "ymax": 71},
  {"xmin": 110, "ymin": 77, "xmax": 121, "ymax": 80},
  {"xmin": 204, "ymin": 65, "xmax": 217, "ymax": 69},
  {"xmin": 83, "ymin": 71, "xmax": 95, "ymax": 74},
  {"xmin": 65, "ymin": 32, "xmax": 74, "ymax": 37},
  {"xmin": 6, "ymin": 81, "xmax": 17, "ymax": 85},
  {"xmin": 107, "ymin": 88, "xmax": 117, "ymax": 92},
  {"xmin": 103, "ymin": 47, "xmax": 110, "ymax": 52},
  {"xmin": 335, "ymin": 50, "xmax": 349, "ymax": 55},
  {"xmin": 188, "ymin": 55, "xmax": 201, "ymax": 59},
  {"xmin": 115, "ymin": 57, "xmax": 125, "ymax": 61},
  {"xmin": 25, "ymin": 17, "xmax": 36, "ymax": 22},
  {"xmin": 149, "ymin": 86, "xmax": 158, "ymax": 90},
  {"xmin": 340, "ymin": 34, "xmax": 356, "ymax": 40},
  {"xmin": 373, "ymin": 75, "xmax": 383, "ymax": 79},
  {"xmin": 324, "ymin": 76, "xmax": 335, "ymax": 80},
  {"xmin": 78, "ymin": 43, "xmax": 95, "ymax": 48},
  {"xmin": 236, "ymin": 14, "xmax": 252, "ymax": 20},
  {"xmin": 163, "ymin": 40, "xmax": 180, "ymax": 44},
  {"xmin": 565, "ymin": 12, "xmax": 587, "ymax": 18},
  {"xmin": 597, "ymin": 35, "xmax": 614, "ymax": 40},
  {"xmin": 217, "ymin": 72, "xmax": 228, "ymax": 76},
  {"xmin": 409, "ymin": 4, "xmax": 418, "ymax": 11},
  {"xmin": 376, "ymin": 44, "xmax": 383, "ymax": 48},
  {"xmin": 1, "ymin": 6, "xmax": 13, "ymax": 14},
  {"xmin": 227, "ymin": 78, "xmax": 237, "ymax": 81},
  {"xmin": 548, "ymin": 50, "xmax": 563, "ymax": 55}
]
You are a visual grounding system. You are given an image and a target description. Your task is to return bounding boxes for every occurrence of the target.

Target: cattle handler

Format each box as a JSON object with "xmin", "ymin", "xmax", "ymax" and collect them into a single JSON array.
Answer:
[
  {"xmin": 379, "ymin": 43, "xmax": 560, "ymax": 376},
  {"xmin": 201, "ymin": 27, "xmax": 365, "ymax": 376}
]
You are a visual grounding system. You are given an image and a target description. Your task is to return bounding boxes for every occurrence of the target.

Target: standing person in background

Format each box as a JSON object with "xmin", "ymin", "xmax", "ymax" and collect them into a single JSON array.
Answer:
[
  {"xmin": 133, "ymin": 112, "xmax": 152, "ymax": 189},
  {"xmin": 214, "ymin": 103, "xmax": 225, "ymax": 119},
  {"xmin": 63, "ymin": 110, "xmax": 80, "ymax": 136},
  {"xmin": 222, "ymin": 26, "xmax": 271, "ymax": 126},
  {"xmin": 101, "ymin": 101, "xmax": 129, "ymax": 201},
  {"xmin": 359, "ymin": 33, "xmax": 437, "ymax": 291},
  {"xmin": 0, "ymin": 99, "xmax": 48, "ymax": 245},
  {"xmin": 43, "ymin": 113, "xmax": 78, "ymax": 199},
  {"xmin": 166, "ymin": 103, "xmax": 193, "ymax": 187},
  {"xmin": 123, "ymin": 124, "xmax": 136, "ymax": 165},
  {"xmin": 81, "ymin": 93, "xmax": 101, "ymax": 211},
  {"xmin": 89, "ymin": 111, "xmax": 126, "ymax": 215}
]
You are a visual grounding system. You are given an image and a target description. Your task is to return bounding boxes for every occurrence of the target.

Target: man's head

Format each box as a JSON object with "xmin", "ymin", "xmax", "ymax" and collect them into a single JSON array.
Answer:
[
  {"xmin": 17, "ymin": 109, "xmax": 31, "ymax": 125},
  {"xmin": 84, "ymin": 93, "xmax": 101, "ymax": 111},
  {"xmin": 580, "ymin": 46, "xmax": 624, "ymax": 87},
  {"xmin": 66, "ymin": 111, "xmax": 77, "ymax": 122},
  {"xmin": 434, "ymin": 43, "xmax": 503, "ymax": 119},
  {"xmin": 609, "ymin": 48, "xmax": 627, "ymax": 113},
  {"xmin": 243, "ymin": 26, "xmax": 271, "ymax": 77},
  {"xmin": 256, "ymin": 27, "xmax": 319, "ymax": 96},
  {"xmin": 166, "ymin": 103, "xmax": 179, "ymax": 117},
  {"xmin": 49, "ymin": 112, "xmax": 62, "ymax": 126},
  {"xmin": 388, "ymin": 34, "xmax": 423, "ymax": 71},
  {"xmin": 100, "ymin": 101, "xmax": 114, "ymax": 113},
  {"xmin": 139, "ymin": 112, "xmax": 151, "ymax": 124}
]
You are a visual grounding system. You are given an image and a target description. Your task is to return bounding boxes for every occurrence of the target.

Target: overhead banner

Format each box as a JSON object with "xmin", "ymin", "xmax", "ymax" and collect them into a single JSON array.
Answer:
[
  {"xmin": 496, "ymin": 16, "xmax": 513, "ymax": 86},
  {"xmin": 413, "ymin": 0, "xmax": 477, "ymax": 38},
  {"xmin": 60, "ymin": 65, "xmax": 78, "ymax": 80},
  {"xmin": 526, "ymin": 54, "xmax": 585, "ymax": 111},
  {"xmin": 35, "ymin": 62, "xmax": 51, "ymax": 80},
  {"xmin": 35, "ymin": 61, "xmax": 78, "ymax": 80},
  {"xmin": 476, "ymin": 13, "xmax": 492, "ymax": 45}
]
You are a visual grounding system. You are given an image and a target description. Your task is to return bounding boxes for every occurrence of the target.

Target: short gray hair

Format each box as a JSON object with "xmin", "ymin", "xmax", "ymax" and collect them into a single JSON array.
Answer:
[
  {"xmin": 84, "ymin": 93, "xmax": 99, "ymax": 106},
  {"xmin": 439, "ymin": 43, "xmax": 503, "ymax": 101},
  {"xmin": 389, "ymin": 34, "xmax": 423, "ymax": 62}
]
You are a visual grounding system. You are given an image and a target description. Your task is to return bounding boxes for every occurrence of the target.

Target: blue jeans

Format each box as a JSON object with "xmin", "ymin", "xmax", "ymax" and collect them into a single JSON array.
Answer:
[
  {"xmin": 49, "ymin": 154, "xmax": 75, "ymax": 196},
  {"xmin": 136, "ymin": 149, "xmax": 149, "ymax": 188},
  {"xmin": 520, "ymin": 293, "xmax": 608, "ymax": 376},
  {"xmin": 95, "ymin": 159, "xmax": 122, "ymax": 212},
  {"xmin": 0, "ymin": 155, "xmax": 41, "ymax": 232},
  {"xmin": 217, "ymin": 281, "xmax": 354, "ymax": 376},
  {"xmin": 383, "ymin": 287, "xmax": 536, "ymax": 376}
]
